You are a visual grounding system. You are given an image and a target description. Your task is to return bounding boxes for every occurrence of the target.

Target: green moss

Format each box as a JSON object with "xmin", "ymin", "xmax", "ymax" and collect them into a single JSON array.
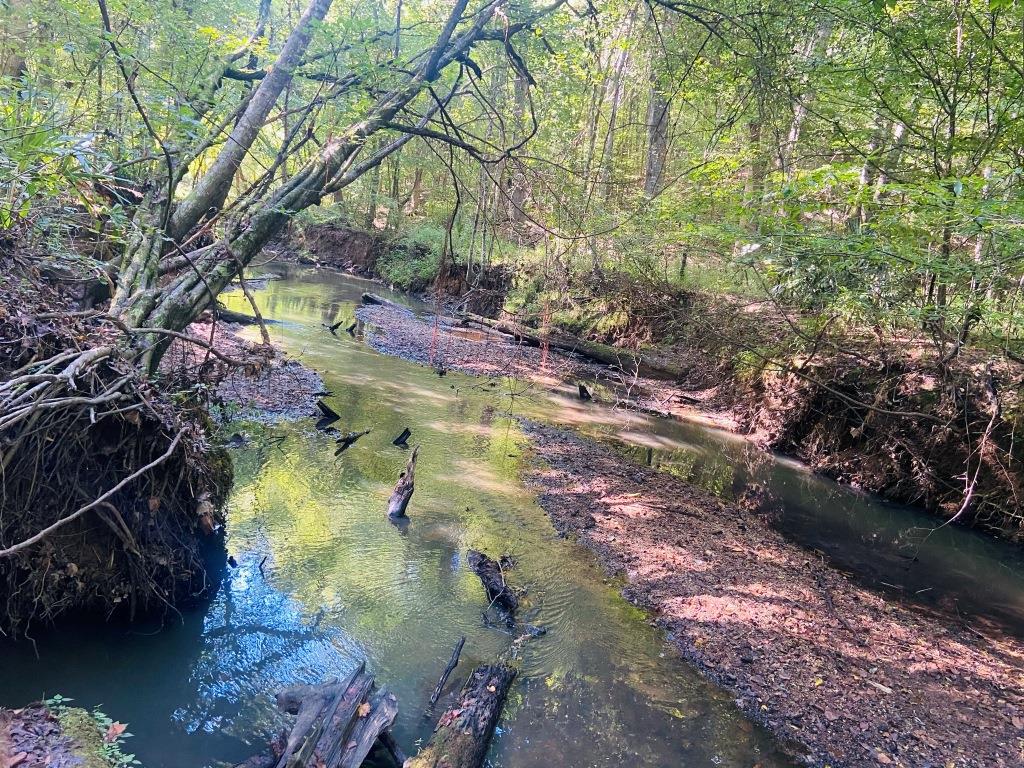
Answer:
[{"xmin": 57, "ymin": 708, "xmax": 115, "ymax": 768}]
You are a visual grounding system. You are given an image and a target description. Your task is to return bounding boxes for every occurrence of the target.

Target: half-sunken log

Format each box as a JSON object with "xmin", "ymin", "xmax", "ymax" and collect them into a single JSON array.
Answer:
[
  {"xmin": 405, "ymin": 664, "xmax": 516, "ymax": 768},
  {"xmin": 387, "ymin": 445, "xmax": 419, "ymax": 517},
  {"xmin": 467, "ymin": 550, "xmax": 518, "ymax": 616}
]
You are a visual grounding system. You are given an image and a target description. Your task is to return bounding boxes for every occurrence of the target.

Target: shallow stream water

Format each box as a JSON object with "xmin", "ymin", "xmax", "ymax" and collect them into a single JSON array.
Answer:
[{"xmin": 3, "ymin": 265, "xmax": 1024, "ymax": 768}]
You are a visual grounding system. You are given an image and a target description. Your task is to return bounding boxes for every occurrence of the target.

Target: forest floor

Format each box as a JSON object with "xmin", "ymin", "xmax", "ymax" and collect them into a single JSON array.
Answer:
[{"xmin": 357, "ymin": 299, "xmax": 1024, "ymax": 767}]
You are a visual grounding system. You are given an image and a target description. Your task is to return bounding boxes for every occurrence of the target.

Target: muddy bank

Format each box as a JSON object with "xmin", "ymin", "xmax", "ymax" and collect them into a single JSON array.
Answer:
[
  {"xmin": 353, "ymin": 280, "xmax": 1024, "ymax": 539},
  {"xmin": 354, "ymin": 302, "xmax": 735, "ymax": 430},
  {"xmin": 356, "ymin": 303, "xmax": 602, "ymax": 380},
  {"xmin": 519, "ymin": 420, "xmax": 1024, "ymax": 768},
  {"xmin": 164, "ymin": 318, "xmax": 324, "ymax": 422},
  {"xmin": 286, "ymin": 222, "xmax": 511, "ymax": 315},
  {"xmin": 1, "ymin": 704, "xmax": 132, "ymax": 768}
]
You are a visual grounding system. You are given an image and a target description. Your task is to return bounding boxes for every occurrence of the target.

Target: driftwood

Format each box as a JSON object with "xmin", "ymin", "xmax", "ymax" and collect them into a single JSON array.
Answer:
[
  {"xmin": 335, "ymin": 428, "xmax": 371, "ymax": 455},
  {"xmin": 467, "ymin": 550, "xmax": 518, "ymax": 616},
  {"xmin": 361, "ymin": 292, "xmax": 409, "ymax": 313},
  {"xmin": 429, "ymin": 636, "xmax": 466, "ymax": 707},
  {"xmin": 405, "ymin": 664, "xmax": 517, "ymax": 768},
  {"xmin": 461, "ymin": 312, "xmax": 685, "ymax": 379},
  {"xmin": 237, "ymin": 663, "xmax": 400, "ymax": 768},
  {"xmin": 387, "ymin": 445, "xmax": 419, "ymax": 517}
]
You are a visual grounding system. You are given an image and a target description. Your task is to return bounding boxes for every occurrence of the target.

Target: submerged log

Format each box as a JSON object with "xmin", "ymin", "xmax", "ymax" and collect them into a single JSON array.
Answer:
[
  {"xmin": 335, "ymin": 428, "xmax": 371, "ymax": 455},
  {"xmin": 317, "ymin": 400, "xmax": 341, "ymax": 423},
  {"xmin": 387, "ymin": 445, "xmax": 419, "ymax": 517},
  {"xmin": 467, "ymin": 550, "xmax": 518, "ymax": 616},
  {"xmin": 461, "ymin": 312, "xmax": 685, "ymax": 379},
  {"xmin": 405, "ymin": 664, "xmax": 517, "ymax": 768}
]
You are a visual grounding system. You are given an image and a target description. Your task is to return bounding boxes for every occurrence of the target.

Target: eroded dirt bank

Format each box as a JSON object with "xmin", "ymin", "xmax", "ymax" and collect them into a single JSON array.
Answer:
[{"xmin": 520, "ymin": 420, "xmax": 1024, "ymax": 768}]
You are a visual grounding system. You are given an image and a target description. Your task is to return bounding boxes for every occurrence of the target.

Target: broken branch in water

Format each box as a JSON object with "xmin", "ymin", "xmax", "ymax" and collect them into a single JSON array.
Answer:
[
  {"xmin": 468, "ymin": 550, "xmax": 519, "ymax": 618},
  {"xmin": 334, "ymin": 427, "xmax": 372, "ymax": 455},
  {"xmin": 406, "ymin": 663, "xmax": 516, "ymax": 768},
  {"xmin": 429, "ymin": 636, "xmax": 466, "ymax": 708}
]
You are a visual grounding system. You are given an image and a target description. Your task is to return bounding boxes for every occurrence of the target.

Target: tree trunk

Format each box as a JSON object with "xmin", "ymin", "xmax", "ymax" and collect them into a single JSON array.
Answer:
[
  {"xmin": 114, "ymin": 0, "xmax": 506, "ymax": 365},
  {"xmin": 461, "ymin": 311, "xmax": 687, "ymax": 379},
  {"xmin": 778, "ymin": 18, "xmax": 833, "ymax": 178},
  {"xmin": 405, "ymin": 664, "xmax": 516, "ymax": 768}
]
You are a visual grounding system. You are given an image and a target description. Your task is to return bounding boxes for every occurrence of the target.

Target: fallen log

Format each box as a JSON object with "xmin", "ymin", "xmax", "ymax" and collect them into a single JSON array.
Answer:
[
  {"xmin": 237, "ymin": 663, "xmax": 401, "ymax": 768},
  {"xmin": 467, "ymin": 550, "xmax": 518, "ymax": 617},
  {"xmin": 361, "ymin": 292, "xmax": 410, "ymax": 314},
  {"xmin": 405, "ymin": 664, "xmax": 516, "ymax": 768},
  {"xmin": 317, "ymin": 400, "xmax": 341, "ymax": 422},
  {"xmin": 461, "ymin": 312, "xmax": 686, "ymax": 379},
  {"xmin": 387, "ymin": 445, "xmax": 419, "ymax": 517},
  {"xmin": 429, "ymin": 636, "xmax": 466, "ymax": 707}
]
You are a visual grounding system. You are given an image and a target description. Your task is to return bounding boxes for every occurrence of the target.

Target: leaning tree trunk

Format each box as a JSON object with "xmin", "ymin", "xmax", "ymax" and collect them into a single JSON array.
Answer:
[{"xmin": 111, "ymin": 0, "xmax": 514, "ymax": 374}]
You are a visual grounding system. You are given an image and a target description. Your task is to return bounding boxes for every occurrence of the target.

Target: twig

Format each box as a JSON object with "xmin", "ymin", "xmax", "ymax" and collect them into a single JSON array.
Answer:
[{"xmin": 428, "ymin": 636, "xmax": 466, "ymax": 707}]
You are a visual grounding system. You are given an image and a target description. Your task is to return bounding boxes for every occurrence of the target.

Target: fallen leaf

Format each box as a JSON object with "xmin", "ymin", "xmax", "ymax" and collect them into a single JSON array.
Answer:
[
  {"xmin": 148, "ymin": 496, "xmax": 161, "ymax": 512},
  {"xmin": 487, "ymin": 685, "xmax": 496, "ymax": 693},
  {"xmin": 1011, "ymin": 715, "xmax": 1023, "ymax": 729},
  {"xmin": 357, "ymin": 702, "xmax": 371, "ymax": 718},
  {"xmin": 5, "ymin": 752, "xmax": 28, "ymax": 768},
  {"xmin": 104, "ymin": 722, "xmax": 127, "ymax": 743}
]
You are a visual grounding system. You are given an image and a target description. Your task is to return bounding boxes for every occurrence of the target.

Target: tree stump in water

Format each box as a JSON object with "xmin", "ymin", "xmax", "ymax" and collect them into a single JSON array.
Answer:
[
  {"xmin": 387, "ymin": 445, "xmax": 419, "ymax": 517},
  {"xmin": 467, "ymin": 550, "xmax": 518, "ymax": 616},
  {"xmin": 405, "ymin": 664, "xmax": 516, "ymax": 768}
]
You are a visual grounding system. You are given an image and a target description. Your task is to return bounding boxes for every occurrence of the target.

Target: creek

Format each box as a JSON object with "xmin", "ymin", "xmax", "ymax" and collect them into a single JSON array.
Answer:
[{"xmin": 4, "ymin": 265, "xmax": 1023, "ymax": 767}]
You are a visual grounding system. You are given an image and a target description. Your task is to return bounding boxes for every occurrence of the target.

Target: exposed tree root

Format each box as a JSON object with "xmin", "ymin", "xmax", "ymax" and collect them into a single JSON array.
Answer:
[{"xmin": 0, "ymin": 280, "xmax": 232, "ymax": 638}]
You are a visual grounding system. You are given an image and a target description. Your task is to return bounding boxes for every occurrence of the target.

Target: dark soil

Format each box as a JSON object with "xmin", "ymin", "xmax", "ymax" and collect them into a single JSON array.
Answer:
[{"xmin": 520, "ymin": 420, "xmax": 1024, "ymax": 768}]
